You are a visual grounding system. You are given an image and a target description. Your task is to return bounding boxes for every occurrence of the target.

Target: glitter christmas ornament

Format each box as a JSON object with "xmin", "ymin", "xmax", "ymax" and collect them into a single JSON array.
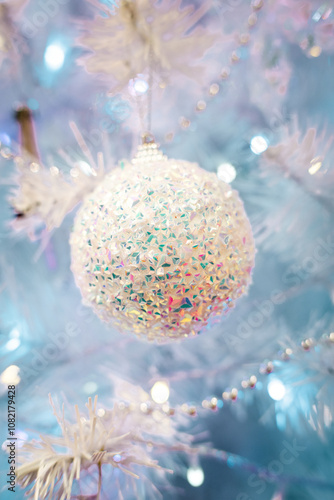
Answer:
[{"xmin": 70, "ymin": 141, "xmax": 255, "ymax": 341}]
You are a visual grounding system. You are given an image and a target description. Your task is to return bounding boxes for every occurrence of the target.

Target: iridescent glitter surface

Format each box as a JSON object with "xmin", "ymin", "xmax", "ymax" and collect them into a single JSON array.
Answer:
[{"xmin": 70, "ymin": 143, "xmax": 255, "ymax": 341}]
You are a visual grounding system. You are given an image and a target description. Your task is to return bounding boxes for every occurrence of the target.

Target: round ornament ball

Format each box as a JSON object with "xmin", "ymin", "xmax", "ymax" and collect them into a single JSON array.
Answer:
[{"xmin": 70, "ymin": 142, "xmax": 255, "ymax": 341}]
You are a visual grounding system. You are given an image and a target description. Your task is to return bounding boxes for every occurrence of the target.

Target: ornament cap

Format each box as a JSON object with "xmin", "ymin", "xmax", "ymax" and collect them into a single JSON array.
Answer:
[
  {"xmin": 141, "ymin": 132, "xmax": 156, "ymax": 145},
  {"xmin": 132, "ymin": 134, "xmax": 167, "ymax": 164}
]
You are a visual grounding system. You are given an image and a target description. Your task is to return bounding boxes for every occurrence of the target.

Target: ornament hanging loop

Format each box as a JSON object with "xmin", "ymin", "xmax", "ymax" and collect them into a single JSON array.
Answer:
[{"xmin": 147, "ymin": 33, "xmax": 154, "ymax": 135}]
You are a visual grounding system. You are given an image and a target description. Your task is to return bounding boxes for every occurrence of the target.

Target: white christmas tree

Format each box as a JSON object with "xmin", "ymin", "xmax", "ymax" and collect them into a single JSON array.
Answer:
[{"xmin": 1, "ymin": 1, "xmax": 334, "ymax": 499}]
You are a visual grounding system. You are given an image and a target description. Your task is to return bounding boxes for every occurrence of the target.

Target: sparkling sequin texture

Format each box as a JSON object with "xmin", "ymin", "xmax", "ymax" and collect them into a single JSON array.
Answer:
[{"xmin": 70, "ymin": 145, "xmax": 255, "ymax": 341}]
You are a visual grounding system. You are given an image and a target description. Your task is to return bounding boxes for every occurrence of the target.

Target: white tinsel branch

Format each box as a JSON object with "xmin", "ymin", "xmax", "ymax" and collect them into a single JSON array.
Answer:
[
  {"xmin": 8, "ymin": 130, "xmax": 107, "ymax": 239},
  {"xmin": 77, "ymin": 0, "xmax": 221, "ymax": 90},
  {"xmin": 17, "ymin": 393, "xmax": 178, "ymax": 500},
  {"xmin": 262, "ymin": 124, "xmax": 334, "ymax": 211},
  {"xmin": 0, "ymin": 1, "xmax": 28, "ymax": 73}
]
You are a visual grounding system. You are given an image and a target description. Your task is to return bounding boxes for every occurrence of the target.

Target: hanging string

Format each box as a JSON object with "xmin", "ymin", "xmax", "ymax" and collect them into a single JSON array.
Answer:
[
  {"xmin": 126, "ymin": 81, "xmax": 146, "ymax": 139},
  {"xmin": 147, "ymin": 32, "xmax": 154, "ymax": 136}
]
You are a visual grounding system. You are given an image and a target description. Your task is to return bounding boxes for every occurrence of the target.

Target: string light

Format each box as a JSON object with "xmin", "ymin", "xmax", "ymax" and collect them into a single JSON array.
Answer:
[
  {"xmin": 44, "ymin": 43, "xmax": 66, "ymax": 71},
  {"xmin": 129, "ymin": 76, "xmax": 149, "ymax": 96},
  {"xmin": 309, "ymin": 46, "xmax": 322, "ymax": 58},
  {"xmin": 151, "ymin": 381, "xmax": 170, "ymax": 404},
  {"xmin": 250, "ymin": 135, "xmax": 269, "ymax": 154},
  {"xmin": 134, "ymin": 79, "xmax": 149, "ymax": 94},
  {"xmin": 134, "ymin": 335, "xmax": 333, "ymax": 418},
  {"xmin": 308, "ymin": 157, "xmax": 323, "ymax": 175},
  {"xmin": 5, "ymin": 338, "xmax": 21, "ymax": 352},
  {"xmin": 76, "ymin": 160, "xmax": 96, "ymax": 176},
  {"xmin": 2, "ymin": 430, "xmax": 28, "ymax": 452},
  {"xmin": 267, "ymin": 379, "xmax": 286, "ymax": 401},
  {"xmin": 6, "ymin": 333, "xmax": 319, "ymax": 442},
  {"xmin": 217, "ymin": 162, "xmax": 237, "ymax": 183},
  {"xmin": 1, "ymin": 365, "xmax": 20, "ymax": 385},
  {"xmin": 187, "ymin": 467, "xmax": 204, "ymax": 487}
]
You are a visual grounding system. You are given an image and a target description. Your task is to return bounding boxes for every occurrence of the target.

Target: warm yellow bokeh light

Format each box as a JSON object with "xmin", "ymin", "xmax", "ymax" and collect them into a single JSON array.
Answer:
[
  {"xmin": 308, "ymin": 161, "xmax": 322, "ymax": 175},
  {"xmin": 309, "ymin": 46, "xmax": 322, "ymax": 57},
  {"xmin": 1, "ymin": 365, "xmax": 20, "ymax": 385}
]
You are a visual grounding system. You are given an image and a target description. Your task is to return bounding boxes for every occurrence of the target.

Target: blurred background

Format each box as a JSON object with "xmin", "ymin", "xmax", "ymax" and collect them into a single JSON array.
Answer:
[{"xmin": 1, "ymin": 0, "xmax": 334, "ymax": 499}]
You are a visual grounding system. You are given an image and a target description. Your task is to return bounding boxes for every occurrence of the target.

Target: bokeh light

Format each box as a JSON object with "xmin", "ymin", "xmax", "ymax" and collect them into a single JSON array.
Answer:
[
  {"xmin": 134, "ymin": 79, "xmax": 149, "ymax": 94},
  {"xmin": 151, "ymin": 381, "xmax": 170, "ymax": 404},
  {"xmin": 44, "ymin": 44, "xmax": 66, "ymax": 71},
  {"xmin": 267, "ymin": 379, "xmax": 286, "ymax": 401},
  {"xmin": 77, "ymin": 160, "xmax": 96, "ymax": 176},
  {"xmin": 308, "ymin": 158, "xmax": 322, "ymax": 175},
  {"xmin": 2, "ymin": 430, "xmax": 28, "ymax": 452},
  {"xmin": 217, "ymin": 162, "xmax": 237, "ymax": 183},
  {"xmin": 309, "ymin": 46, "xmax": 322, "ymax": 58},
  {"xmin": 5, "ymin": 338, "xmax": 21, "ymax": 351},
  {"xmin": 129, "ymin": 76, "xmax": 149, "ymax": 95},
  {"xmin": 83, "ymin": 381, "xmax": 98, "ymax": 394},
  {"xmin": 0, "ymin": 132, "xmax": 11, "ymax": 146},
  {"xmin": 250, "ymin": 135, "xmax": 269, "ymax": 154},
  {"xmin": 187, "ymin": 467, "xmax": 204, "ymax": 487},
  {"xmin": 1, "ymin": 365, "xmax": 20, "ymax": 385}
]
